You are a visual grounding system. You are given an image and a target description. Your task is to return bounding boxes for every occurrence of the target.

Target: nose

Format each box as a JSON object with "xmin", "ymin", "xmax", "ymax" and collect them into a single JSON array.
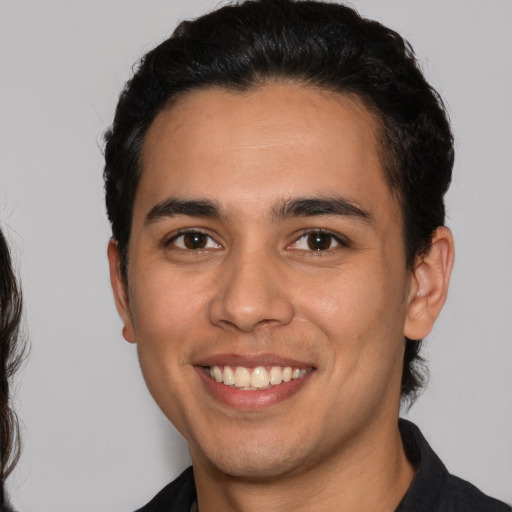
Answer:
[{"xmin": 208, "ymin": 250, "xmax": 294, "ymax": 333}]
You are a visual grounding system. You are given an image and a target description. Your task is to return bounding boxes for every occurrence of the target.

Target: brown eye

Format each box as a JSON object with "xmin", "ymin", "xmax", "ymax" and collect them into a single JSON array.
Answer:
[
  {"xmin": 170, "ymin": 231, "xmax": 221, "ymax": 250},
  {"xmin": 290, "ymin": 230, "xmax": 346, "ymax": 252},
  {"xmin": 183, "ymin": 232, "xmax": 208, "ymax": 249},
  {"xmin": 306, "ymin": 232, "xmax": 334, "ymax": 251}
]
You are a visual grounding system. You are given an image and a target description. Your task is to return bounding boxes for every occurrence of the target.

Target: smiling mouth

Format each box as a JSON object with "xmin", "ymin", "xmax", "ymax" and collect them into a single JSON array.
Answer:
[{"xmin": 206, "ymin": 365, "xmax": 311, "ymax": 390}]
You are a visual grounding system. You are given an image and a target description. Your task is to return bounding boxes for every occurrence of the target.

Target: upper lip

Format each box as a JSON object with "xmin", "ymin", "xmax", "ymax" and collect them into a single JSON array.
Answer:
[{"xmin": 194, "ymin": 353, "xmax": 315, "ymax": 369}]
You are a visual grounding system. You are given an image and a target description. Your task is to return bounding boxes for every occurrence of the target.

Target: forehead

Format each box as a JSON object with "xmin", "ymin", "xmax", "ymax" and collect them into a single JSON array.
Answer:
[{"xmin": 138, "ymin": 82, "xmax": 398, "ymax": 222}]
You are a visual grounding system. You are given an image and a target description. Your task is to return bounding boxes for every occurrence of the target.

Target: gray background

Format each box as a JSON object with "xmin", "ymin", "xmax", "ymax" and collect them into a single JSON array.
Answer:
[{"xmin": 1, "ymin": 0, "xmax": 511, "ymax": 510}]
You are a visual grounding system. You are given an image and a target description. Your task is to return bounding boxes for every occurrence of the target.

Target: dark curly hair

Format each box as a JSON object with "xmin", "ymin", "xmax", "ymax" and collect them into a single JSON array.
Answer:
[
  {"xmin": 104, "ymin": 0, "xmax": 454, "ymax": 404},
  {"xmin": 0, "ymin": 228, "xmax": 24, "ymax": 493}
]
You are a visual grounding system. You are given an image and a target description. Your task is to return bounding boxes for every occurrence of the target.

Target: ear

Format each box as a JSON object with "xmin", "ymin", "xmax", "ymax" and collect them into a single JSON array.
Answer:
[
  {"xmin": 403, "ymin": 227, "xmax": 455, "ymax": 340},
  {"xmin": 107, "ymin": 239, "xmax": 136, "ymax": 343}
]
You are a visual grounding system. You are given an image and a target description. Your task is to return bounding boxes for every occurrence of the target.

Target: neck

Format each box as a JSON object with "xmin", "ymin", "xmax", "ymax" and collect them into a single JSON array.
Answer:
[{"xmin": 192, "ymin": 416, "xmax": 414, "ymax": 512}]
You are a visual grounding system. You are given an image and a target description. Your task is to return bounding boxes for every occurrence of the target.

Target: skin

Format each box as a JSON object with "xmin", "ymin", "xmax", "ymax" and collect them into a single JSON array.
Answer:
[{"xmin": 109, "ymin": 83, "xmax": 454, "ymax": 511}]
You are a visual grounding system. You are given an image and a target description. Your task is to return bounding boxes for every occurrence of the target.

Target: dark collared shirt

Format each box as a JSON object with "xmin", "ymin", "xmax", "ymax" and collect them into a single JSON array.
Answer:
[
  {"xmin": 396, "ymin": 419, "xmax": 510, "ymax": 511},
  {"xmin": 135, "ymin": 420, "xmax": 511, "ymax": 512}
]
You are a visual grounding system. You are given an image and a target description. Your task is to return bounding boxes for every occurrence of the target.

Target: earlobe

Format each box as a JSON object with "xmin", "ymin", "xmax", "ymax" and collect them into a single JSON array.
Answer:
[
  {"xmin": 107, "ymin": 239, "xmax": 136, "ymax": 343},
  {"xmin": 403, "ymin": 227, "xmax": 455, "ymax": 340}
]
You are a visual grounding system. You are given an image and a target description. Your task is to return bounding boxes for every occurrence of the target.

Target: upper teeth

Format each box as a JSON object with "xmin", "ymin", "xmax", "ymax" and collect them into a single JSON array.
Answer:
[{"xmin": 208, "ymin": 365, "xmax": 308, "ymax": 389}]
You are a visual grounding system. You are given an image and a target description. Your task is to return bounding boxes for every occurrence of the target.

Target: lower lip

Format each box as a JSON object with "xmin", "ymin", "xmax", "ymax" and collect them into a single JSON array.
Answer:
[{"xmin": 196, "ymin": 367, "xmax": 313, "ymax": 410}]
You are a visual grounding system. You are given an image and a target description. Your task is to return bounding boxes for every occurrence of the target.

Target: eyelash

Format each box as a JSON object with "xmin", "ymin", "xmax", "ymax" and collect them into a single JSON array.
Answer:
[
  {"xmin": 165, "ymin": 229, "xmax": 221, "ymax": 251},
  {"xmin": 290, "ymin": 229, "xmax": 349, "ymax": 252},
  {"xmin": 165, "ymin": 228, "xmax": 349, "ymax": 253}
]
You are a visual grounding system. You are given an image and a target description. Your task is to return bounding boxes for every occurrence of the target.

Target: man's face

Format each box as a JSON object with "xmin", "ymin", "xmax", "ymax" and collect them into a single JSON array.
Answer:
[{"xmin": 111, "ymin": 83, "xmax": 415, "ymax": 480}]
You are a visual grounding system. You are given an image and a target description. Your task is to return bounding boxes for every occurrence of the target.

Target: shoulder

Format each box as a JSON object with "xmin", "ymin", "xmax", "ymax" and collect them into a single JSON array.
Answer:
[
  {"xmin": 398, "ymin": 419, "xmax": 511, "ymax": 512},
  {"xmin": 442, "ymin": 474, "xmax": 511, "ymax": 512},
  {"xmin": 134, "ymin": 466, "xmax": 196, "ymax": 512}
]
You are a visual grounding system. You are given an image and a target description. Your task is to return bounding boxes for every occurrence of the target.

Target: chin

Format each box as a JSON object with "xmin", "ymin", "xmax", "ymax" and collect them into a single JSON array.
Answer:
[
  {"xmin": 209, "ymin": 454, "xmax": 300, "ymax": 481},
  {"xmin": 194, "ymin": 434, "xmax": 317, "ymax": 481}
]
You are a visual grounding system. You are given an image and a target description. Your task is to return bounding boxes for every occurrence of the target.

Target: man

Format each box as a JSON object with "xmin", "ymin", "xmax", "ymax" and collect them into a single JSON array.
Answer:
[{"xmin": 104, "ymin": 1, "xmax": 511, "ymax": 510}]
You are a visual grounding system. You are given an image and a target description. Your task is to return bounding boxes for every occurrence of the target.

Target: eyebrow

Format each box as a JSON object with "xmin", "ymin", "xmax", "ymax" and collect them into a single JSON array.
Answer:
[
  {"xmin": 145, "ymin": 198, "xmax": 224, "ymax": 226},
  {"xmin": 272, "ymin": 196, "xmax": 374, "ymax": 225},
  {"xmin": 144, "ymin": 195, "xmax": 373, "ymax": 227}
]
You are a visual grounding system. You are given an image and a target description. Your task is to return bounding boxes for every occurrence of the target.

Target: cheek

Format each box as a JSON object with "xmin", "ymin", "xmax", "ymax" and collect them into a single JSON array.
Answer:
[
  {"xmin": 295, "ymin": 261, "xmax": 408, "ymax": 359},
  {"xmin": 302, "ymin": 266, "xmax": 401, "ymax": 321},
  {"xmin": 129, "ymin": 268, "xmax": 212, "ymax": 350},
  {"xmin": 128, "ymin": 270, "xmax": 211, "ymax": 428}
]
